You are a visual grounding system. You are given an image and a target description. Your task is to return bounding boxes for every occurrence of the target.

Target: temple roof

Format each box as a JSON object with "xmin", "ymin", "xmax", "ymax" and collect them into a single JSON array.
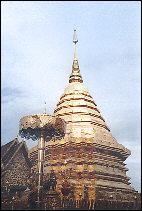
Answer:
[
  {"xmin": 1, "ymin": 138, "xmax": 31, "ymax": 171},
  {"xmin": 1, "ymin": 137, "xmax": 18, "ymax": 160}
]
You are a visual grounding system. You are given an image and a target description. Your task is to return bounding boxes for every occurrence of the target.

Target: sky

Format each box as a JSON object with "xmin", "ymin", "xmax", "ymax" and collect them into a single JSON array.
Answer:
[{"xmin": 1, "ymin": 1, "xmax": 141, "ymax": 192}]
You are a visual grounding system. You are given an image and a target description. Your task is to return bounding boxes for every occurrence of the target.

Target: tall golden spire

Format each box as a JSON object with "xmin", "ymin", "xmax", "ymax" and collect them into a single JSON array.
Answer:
[{"xmin": 69, "ymin": 29, "xmax": 83, "ymax": 83}]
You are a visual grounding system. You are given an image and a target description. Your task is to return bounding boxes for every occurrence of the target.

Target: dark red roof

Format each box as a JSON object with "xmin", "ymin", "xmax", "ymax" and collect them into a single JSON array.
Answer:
[
  {"xmin": 1, "ymin": 138, "xmax": 31, "ymax": 168},
  {"xmin": 1, "ymin": 139, "xmax": 16, "ymax": 158}
]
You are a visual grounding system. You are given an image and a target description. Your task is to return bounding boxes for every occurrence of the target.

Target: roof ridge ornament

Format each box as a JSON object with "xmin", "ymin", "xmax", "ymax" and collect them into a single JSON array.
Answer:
[{"xmin": 43, "ymin": 101, "xmax": 46, "ymax": 114}]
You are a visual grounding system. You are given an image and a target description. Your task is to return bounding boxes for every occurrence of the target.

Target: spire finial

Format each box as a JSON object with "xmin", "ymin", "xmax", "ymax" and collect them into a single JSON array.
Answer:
[
  {"xmin": 69, "ymin": 29, "xmax": 83, "ymax": 83},
  {"xmin": 73, "ymin": 29, "xmax": 78, "ymax": 44},
  {"xmin": 43, "ymin": 101, "xmax": 46, "ymax": 114},
  {"xmin": 73, "ymin": 29, "xmax": 78, "ymax": 60}
]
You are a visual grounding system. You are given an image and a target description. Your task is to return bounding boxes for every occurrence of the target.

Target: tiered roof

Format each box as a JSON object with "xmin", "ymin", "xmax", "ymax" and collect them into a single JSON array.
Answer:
[{"xmin": 1, "ymin": 137, "xmax": 31, "ymax": 178}]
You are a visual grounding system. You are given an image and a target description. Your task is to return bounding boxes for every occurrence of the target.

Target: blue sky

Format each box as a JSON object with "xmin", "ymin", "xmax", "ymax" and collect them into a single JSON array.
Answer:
[{"xmin": 1, "ymin": 1, "xmax": 141, "ymax": 192}]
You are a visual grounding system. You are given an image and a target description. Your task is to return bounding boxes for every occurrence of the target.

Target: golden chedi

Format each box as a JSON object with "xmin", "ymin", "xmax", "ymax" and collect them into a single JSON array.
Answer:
[{"xmin": 29, "ymin": 30, "xmax": 137, "ymax": 203}]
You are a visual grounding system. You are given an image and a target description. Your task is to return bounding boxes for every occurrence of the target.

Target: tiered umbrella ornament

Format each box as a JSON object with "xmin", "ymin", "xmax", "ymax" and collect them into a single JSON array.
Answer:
[{"xmin": 19, "ymin": 114, "xmax": 66, "ymax": 206}]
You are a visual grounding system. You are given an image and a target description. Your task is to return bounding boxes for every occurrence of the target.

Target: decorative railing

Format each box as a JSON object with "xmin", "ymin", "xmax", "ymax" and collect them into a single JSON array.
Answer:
[{"xmin": 1, "ymin": 197, "xmax": 141, "ymax": 210}]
